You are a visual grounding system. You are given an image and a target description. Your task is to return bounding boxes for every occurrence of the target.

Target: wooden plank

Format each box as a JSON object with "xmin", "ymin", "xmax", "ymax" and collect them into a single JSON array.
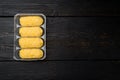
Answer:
[
  {"xmin": 0, "ymin": 61, "xmax": 119, "ymax": 80},
  {"xmin": 0, "ymin": 0, "xmax": 56, "ymax": 4},
  {"xmin": 0, "ymin": 17, "xmax": 120, "ymax": 60},
  {"xmin": 0, "ymin": 0, "xmax": 119, "ymax": 16}
]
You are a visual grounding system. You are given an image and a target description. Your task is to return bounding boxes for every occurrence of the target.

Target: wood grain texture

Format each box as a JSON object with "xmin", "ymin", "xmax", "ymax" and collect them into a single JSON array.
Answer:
[
  {"xmin": 0, "ymin": 0, "xmax": 119, "ymax": 80},
  {"xmin": 0, "ymin": 0, "xmax": 119, "ymax": 16},
  {"xmin": 0, "ymin": 61, "xmax": 119, "ymax": 80},
  {"xmin": 0, "ymin": 17, "xmax": 120, "ymax": 60}
]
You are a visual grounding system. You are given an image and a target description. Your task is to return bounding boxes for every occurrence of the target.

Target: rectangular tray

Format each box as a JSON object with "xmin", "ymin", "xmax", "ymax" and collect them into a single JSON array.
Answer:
[{"xmin": 13, "ymin": 13, "xmax": 46, "ymax": 61}]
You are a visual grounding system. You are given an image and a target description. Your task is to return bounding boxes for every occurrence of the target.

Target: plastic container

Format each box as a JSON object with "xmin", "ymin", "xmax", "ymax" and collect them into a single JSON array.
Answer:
[{"xmin": 13, "ymin": 13, "xmax": 46, "ymax": 61}]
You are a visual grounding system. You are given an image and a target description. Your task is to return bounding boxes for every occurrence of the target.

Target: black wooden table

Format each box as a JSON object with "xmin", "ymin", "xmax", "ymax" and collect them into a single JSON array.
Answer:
[{"xmin": 0, "ymin": 0, "xmax": 120, "ymax": 80}]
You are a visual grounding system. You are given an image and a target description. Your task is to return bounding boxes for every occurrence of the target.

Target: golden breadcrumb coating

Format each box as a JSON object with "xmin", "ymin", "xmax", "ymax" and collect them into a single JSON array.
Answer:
[
  {"xmin": 20, "ymin": 16, "xmax": 43, "ymax": 26},
  {"xmin": 19, "ymin": 27, "xmax": 43, "ymax": 37},
  {"xmin": 19, "ymin": 49, "xmax": 43, "ymax": 58},
  {"xmin": 19, "ymin": 38, "xmax": 43, "ymax": 48}
]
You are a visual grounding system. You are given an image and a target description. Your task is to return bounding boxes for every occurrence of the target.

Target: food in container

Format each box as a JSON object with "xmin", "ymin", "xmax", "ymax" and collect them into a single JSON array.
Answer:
[
  {"xmin": 19, "ymin": 27, "xmax": 43, "ymax": 37},
  {"xmin": 19, "ymin": 38, "xmax": 43, "ymax": 48},
  {"xmin": 14, "ymin": 13, "xmax": 46, "ymax": 61},
  {"xmin": 20, "ymin": 16, "xmax": 43, "ymax": 26},
  {"xmin": 19, "ymin": 49, "xmax": 43, "ymax": 59}
]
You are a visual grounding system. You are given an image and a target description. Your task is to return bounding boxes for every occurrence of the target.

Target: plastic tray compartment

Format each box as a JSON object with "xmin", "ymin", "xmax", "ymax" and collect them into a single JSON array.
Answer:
[{"xmin": 13, "ymin": 13, "xmax": 46, "ymax": 61}]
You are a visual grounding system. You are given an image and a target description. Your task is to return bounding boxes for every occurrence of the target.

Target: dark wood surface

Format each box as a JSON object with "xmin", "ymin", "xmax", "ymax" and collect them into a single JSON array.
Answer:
[
  {"xmin": 0, "ymin": 0, "xmax": 120, "ymax": 16},
  {"xmin": 0, "ymin": 0, "xmax": 120, "ymax": 80},
  {"xmin": 0, "ymin": 17, "xmax": 120, "ymax": 60},
  {"xmin": 0, "ymin": 61, "xmax": 120, "ymax": 80}
]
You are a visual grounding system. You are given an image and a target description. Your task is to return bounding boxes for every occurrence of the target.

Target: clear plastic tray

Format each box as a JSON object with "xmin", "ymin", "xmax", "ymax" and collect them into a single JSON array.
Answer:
[{"xmin": 13, "ymin": 13, "xmax": 46, "ymax": 61}]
